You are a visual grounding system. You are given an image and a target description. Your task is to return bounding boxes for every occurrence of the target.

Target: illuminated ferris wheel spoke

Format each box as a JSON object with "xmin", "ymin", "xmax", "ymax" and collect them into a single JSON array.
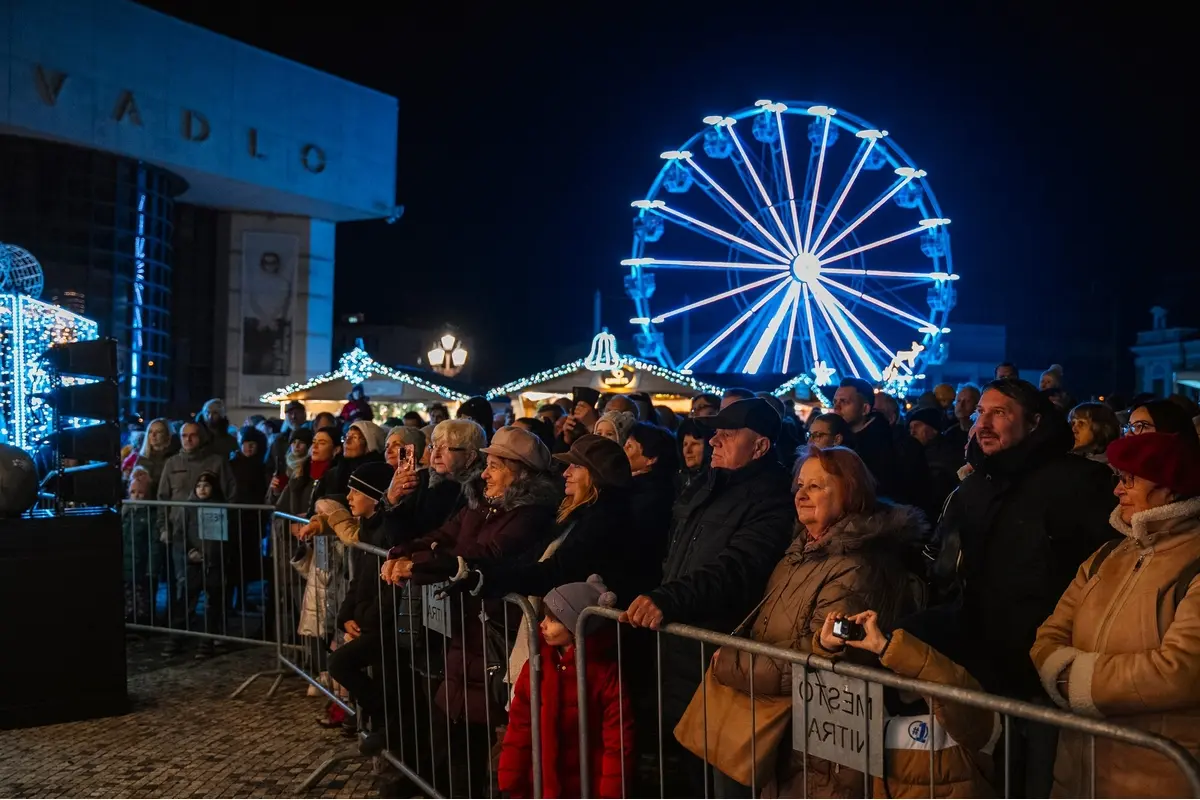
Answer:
[
  {"xmin": 817, "ymin": 275, "xmax": 938, "ymax": 331},
  {"xmin": 622, "ymin": 258, "xmax": 786, "ymax": 272},
  {"xmin": 643, "ymin": 203, "xmax": 790, "ymax": 264},
  {"xmin": 774, "ymin": 107, "xmax": 804, "ymax": 251},
  {"xmin": 810, "ymin": 136, "xmax": 879, "ymax": 255},
  {"xmin": 819, "ymin": 223, "xmax": 939, "ymax": 267},
  {"xmin": 815, "ymin": 169, "xmax": 923, "ymax": 259},
  {"xmin": 682, "ymin": 157, "xmax": 794, "ymax": 259},
  {"xmin": 819, "ymin": 267, "xmax": 952, "ymax": 281},
  {"xmin": 652, "ymin": 273, "xmax": 788, "ymax": 324},
  {"xmin": 802, "ymin": 283, "xmax": 820, "ymax": 365},
  {"xmin": 744, "ymin": 283, "xmax": 802, "ymax": 374},
  {"xmin": 781, "ymin": 287, "xmax": 800, "ymax": 374},
  {"xmin": 811, "ymin": 290, "xmax": 861, "ymax": 379},
  {"xmin": 818, "ymin": 287, "xmax": 912, "ymax": 375},
  {"xmin": 681, "ymin": 279, "xmax": 792, "ymax": 371},
  {"xmin": 811, "ymin": 285, "xmax": 883, "ymax": 380},
  {"xmin": 727, "ymin": 124, "xmax": 797, "ymax": 255},
  {"xmin": 802, "ymin": 113, "xmax": 833, "ymax": 254}
]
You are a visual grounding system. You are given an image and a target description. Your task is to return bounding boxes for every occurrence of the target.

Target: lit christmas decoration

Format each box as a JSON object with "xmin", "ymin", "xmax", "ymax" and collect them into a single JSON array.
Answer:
[
  {"xmin": 583, "ymin": 329, "xmax": 622, "ymax": 371},
  {"xmin": 486, "ymin": 353, "xmax": 725, "ymax": 400},
  {"xmin": 810, "ymin": 360, "xmax": 836, "ymax": 387},
  {"xmin": 0, "ymin": 293, "xmax": 100, "ymax": 449},
  {"xmin": 260, "ymin": 346, "xmax": 471, "ymax": 405},
  {"xmin": 771, "ymin": 373, "xmax": 831, "ymax": 407}
]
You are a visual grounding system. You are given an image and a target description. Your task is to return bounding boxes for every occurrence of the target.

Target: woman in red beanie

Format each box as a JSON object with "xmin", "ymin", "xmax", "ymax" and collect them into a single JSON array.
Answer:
[{"xmin": 1032, "ymin": 432, "xmax": 1200, "ymax": 797}]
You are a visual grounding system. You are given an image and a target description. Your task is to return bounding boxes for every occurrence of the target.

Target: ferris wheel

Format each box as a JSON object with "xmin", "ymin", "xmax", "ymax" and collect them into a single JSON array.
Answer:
[{"xmin": 623, "ymin": 100, "xmax": 957, "ymax": 392}]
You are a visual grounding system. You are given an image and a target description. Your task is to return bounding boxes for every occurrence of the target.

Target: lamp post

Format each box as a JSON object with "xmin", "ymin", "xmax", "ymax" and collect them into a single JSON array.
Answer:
[{"xmin": 427, "ymin": 332, "xmax": 468, "ymax": 377}]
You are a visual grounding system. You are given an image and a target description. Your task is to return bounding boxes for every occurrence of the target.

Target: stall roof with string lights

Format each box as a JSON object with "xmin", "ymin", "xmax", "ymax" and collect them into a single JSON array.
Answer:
[
  {"xmin": 488, "ymin": 331, "xmax": 831, "ymax": 413},
  {"xmin": 260, "ymin": 345, "xmax": 476, "ymax": 418}
]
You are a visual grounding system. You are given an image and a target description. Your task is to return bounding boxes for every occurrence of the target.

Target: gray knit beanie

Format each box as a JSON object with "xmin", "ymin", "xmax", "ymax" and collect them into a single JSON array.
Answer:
[{"xmin": 543, "ymin": 575, "xmax": 617, "ymax": 638}]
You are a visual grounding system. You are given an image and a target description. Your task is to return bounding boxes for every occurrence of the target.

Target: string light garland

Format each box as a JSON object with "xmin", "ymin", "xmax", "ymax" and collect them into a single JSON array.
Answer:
[
  {"xmin": 771, "ymin": 373, "xmax": 831, "ymax": 407},
  {"xmin": 485, "ymin": 354, "xmax": 725, "ymax": 400},
  {"xmin": 0, "ymin": 293, "xmax": 100, "ymax": 449},
  {"xmin": 260, "ymin": 346, "xmax": 471, "ymax": 404}
]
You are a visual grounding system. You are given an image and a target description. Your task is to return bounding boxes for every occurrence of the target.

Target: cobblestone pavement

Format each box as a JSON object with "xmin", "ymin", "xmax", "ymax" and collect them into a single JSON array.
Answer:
[{"xmin": 0, "ymin": 636, "xmax": 385, "ymax": 799}]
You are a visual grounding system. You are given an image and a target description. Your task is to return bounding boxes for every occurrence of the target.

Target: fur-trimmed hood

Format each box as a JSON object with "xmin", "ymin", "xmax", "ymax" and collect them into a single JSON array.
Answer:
[
  {"xmin": 1108, "ymin": 496, "xmax": 1200, "ymax": 548},
  {"xmin": 786, "ymin": 500, "xmax": 928, "ymax": 560},
  {"xmin": 463, "ymin": 469, "xmax": 563, "ymax": 513}
]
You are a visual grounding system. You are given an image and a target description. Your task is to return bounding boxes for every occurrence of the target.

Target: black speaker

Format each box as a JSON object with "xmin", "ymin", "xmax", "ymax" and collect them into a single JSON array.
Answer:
[
  {"xmin": 40, "ymin": 339, "xmax": 119, "ymax": 380},
  {"xmin": 44, "ymin": 422, "xmax": 122, "ymax": 463},
  {"xmin": 35, "ymin": 381, "xmax": 120, "ymax": 420},
  {"xmin": 40, "ymin": 463, "xmax": 123, "ymax": 506}
]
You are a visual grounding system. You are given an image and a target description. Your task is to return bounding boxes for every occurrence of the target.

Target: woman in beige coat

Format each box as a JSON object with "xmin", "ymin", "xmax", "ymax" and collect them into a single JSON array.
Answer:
[
  {"xmin": 1032, "ymin": 431, "xmax": 1200, "ymax": 798},
  {"xmin": 710, "ymin": 445, "xmax": 927, "ymax": 797}
]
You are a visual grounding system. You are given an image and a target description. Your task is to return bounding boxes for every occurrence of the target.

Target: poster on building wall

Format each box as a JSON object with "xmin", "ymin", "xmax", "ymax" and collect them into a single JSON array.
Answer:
[{"xmin": 240, "ymin": 232, "xmax": 298, "ymax": 377}]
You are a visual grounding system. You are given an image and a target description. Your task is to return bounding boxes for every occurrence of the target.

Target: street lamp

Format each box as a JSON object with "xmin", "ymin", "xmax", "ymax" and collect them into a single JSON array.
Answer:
[{"xmin": 427, "ymin": 331, "xmax": 468, "ymax": 377}]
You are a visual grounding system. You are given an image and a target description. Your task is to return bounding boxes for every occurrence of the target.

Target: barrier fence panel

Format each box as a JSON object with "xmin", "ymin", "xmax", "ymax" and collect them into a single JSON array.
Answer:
[
  {"xmin": 574, "ymin": 605, "xmax": 1200, "ymax": 800},
  {"xmin": 286, "ymin": 536, "xmax": 543, "ymax": 799},
  {"xmin": 122, "ymin": 499, "xmax": 279, "ymax": 656}
]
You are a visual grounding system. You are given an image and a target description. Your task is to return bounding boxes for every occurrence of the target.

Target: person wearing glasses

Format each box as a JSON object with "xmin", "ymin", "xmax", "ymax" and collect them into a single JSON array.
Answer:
[
  {"xmin": 380, "ymin": 418, "xmax": 488, "ymax": 546},
  {"xmin": 805, "ymin": 412, "xmax": 851, "ymax": 451},
  {"xmin": 689, "ymin": 393, "xmax": 720, "ymax": 418},
  {"xmin": 1125, "ymin": 399, "xmax": 1200, "ymax": 447},
  {"xmin": 1033, "ymin": 432, "xmax": 1200, "ymax": 798}
]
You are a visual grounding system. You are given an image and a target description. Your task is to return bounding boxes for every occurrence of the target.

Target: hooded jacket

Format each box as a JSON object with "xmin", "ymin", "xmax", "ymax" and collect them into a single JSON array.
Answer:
[
  {"xmin": 1031, "ymin": 497, "xmax": 1200, "ymax": 798},
  {"xmin": 712, "ymin": 501, "xmax": 927, "ymax": 798},
  {"xmin": 500, "ymin": 627, "xmax": 634, "ymax": 799}
]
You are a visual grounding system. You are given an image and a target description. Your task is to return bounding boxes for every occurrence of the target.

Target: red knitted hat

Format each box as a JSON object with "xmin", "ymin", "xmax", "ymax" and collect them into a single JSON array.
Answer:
[{"xmin": 1107, "ymin": 432, "xmax": 1200, "ymax": 496}]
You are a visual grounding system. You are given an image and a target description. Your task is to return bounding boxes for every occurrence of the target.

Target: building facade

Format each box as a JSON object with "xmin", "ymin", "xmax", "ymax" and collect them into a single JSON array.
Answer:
[
  {"xmin": 1130, "ymin": 307, "xmax": 1200, "ymax": 400},
  {"xmin": 0, "ymin": 0, "xmax": 398, "ymax": 422}
]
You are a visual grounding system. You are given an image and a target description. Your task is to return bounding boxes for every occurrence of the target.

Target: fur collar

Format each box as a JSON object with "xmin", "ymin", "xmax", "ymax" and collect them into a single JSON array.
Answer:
[
  {"xmin": 463, "ymin": 470, "xmax": 563, "ymax": 512},
  {"xmin": 789, "ymin": 501, "xmax": 928, "ymax": 559},
  {"xmin": 1107, "ymin": 496, "xmax": 1200, "ymax": 548},
  {"xmin": 428, "ymin": 457, "xmax": 485, "ymax": 491}
]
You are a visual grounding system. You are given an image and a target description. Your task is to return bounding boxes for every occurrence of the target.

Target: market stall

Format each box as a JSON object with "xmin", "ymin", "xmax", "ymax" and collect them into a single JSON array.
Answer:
[{"xmin": 261, "ymin": 345, "xmax": 474, "ymax": 422}]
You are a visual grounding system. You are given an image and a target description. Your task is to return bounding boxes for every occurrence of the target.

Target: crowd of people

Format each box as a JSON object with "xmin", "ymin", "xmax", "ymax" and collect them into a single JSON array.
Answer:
[{"xmin": 117, "ymin": 365, "xmax": 1200, "ymax": 798}]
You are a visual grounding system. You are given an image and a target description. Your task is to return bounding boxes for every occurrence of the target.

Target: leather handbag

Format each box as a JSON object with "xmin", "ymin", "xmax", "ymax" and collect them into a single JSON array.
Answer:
[{"xmin": 672, "ymin": 598, "xmax": 793, "ymax": 787}]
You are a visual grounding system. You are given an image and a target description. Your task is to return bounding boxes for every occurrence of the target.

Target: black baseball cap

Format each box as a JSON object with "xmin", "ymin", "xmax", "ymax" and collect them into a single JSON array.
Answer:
[{"xmin": 696, "ymin": 397, "xmax": 782, "ymax": 442}]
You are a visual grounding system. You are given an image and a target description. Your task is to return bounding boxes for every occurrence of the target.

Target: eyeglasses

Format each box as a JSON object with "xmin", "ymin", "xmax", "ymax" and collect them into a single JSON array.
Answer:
[
  {"xmin": 1122, "ymin": 421, "xmax": 1155, "ymax": 435},
  {"xmin": 1117, "ymin": 471, "xmax": 1136, "ymax": 489},
  {"xmin": 426, "ymin": 443, "xmax": 469, "ymax": 453},
  {"xmin": 806, "ymin": 431, "xmax": 833, "ymax": 442}
]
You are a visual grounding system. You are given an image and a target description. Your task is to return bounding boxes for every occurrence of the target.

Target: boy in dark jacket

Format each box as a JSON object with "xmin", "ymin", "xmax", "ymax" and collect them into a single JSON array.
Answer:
[{"xmin": 500, "ymin": 575, "xmax": 634, "ymax": 799}]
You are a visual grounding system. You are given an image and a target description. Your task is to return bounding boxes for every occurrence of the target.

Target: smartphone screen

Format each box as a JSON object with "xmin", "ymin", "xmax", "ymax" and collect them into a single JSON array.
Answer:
[{"xmin": 400, "ymin": 443, "xmax": 416, "ymax": 472}]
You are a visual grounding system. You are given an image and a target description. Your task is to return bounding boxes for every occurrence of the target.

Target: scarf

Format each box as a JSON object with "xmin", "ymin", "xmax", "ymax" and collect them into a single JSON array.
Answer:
[
  {"xmin": 285, "ymin": 448, "xmax": 309, "ymax": 478},
  {"xmin": 310, "ymin": 458, "xmax": 332, "ymax": 481}
]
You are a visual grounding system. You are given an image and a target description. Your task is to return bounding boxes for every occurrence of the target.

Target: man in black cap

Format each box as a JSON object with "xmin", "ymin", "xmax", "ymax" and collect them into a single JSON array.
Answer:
[{"xmin": 622, "ymin": 398, "xmax": 795, "ymax": 790}]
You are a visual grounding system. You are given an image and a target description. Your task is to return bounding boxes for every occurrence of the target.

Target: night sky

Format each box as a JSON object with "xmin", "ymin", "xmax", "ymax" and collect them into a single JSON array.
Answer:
[{"xmin": 139, "ymin": 3, "xmax": 1188, "ymax": 395}]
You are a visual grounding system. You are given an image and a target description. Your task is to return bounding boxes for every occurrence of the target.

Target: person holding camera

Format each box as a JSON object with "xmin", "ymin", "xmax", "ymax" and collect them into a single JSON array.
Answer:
[
  {"xmin": 815, "ymin": 610, "xmax": 998, "ymax": 797},
  {"xmin": 707, "ymin": 445, "xmax": 927, "ymax": 797}
]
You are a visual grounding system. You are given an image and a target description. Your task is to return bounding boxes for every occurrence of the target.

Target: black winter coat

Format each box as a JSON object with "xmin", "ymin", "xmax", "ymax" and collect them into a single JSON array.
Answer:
[
  {"xmin": 382, "ymin": 469, "xmax": 466, "ymax": 547},
  {"xmin": 649, "ymin": 455, "xmax": 795, "ymax": 722},
  {"xmin": 940, "ymin": 412, "xmax": 1117, "ymax": 698},
  {"xmin": 336, "ymin": 511, "xmax": 391, "ymax": 638}
]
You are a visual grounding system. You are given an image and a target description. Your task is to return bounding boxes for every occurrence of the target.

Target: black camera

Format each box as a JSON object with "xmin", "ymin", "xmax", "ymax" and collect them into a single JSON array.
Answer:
[{"xmin": 831, "ymin": 618, "xmax": 866, "ymax": 642}]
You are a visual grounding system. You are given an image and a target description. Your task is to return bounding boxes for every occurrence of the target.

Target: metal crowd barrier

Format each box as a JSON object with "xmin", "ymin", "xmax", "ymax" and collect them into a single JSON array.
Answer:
[
  {"xmin": 122, "ymin": 498, "xmax": 278, "ymax": 654},
  {"xmin": 574, "ymin": 605, "xmax": 1200, "ymax": 799}
]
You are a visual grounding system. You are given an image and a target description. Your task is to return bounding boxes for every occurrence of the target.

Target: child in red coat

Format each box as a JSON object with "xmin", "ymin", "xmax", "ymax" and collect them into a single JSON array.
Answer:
[{"xmin": 499, "ymin": 575, "xmax": 634, "ymax": 799}]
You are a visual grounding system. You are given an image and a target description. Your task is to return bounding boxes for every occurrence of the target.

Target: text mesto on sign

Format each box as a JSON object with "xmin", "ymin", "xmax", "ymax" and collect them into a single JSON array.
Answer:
[{"xmin": 792, "ymin": 668, "xmax": 885, "ymax": 777}]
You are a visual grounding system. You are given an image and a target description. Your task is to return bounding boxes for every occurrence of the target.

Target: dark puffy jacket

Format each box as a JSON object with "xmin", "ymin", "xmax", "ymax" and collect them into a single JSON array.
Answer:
[
  {"xmin": 940, "ymin": 410, "xmax": 1117, "ymax": 697},
  {"xmin": 648, "ymin": 455, "xmax": 795, "ymax": 724},
  {"xmin": 336, "ymin": 511, "xmax": 390, "ymax": 637}
]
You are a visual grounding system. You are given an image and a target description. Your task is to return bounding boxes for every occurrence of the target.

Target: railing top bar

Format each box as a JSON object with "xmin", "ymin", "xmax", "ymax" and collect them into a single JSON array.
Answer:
[
  {"xmin": 352, "ymin": 540, "xmax": 390, "ymax": 558},
  {"xmin": 577, "ymin": 605, "xmax": 1200, "ymax": 793},
  {"xmin": 125, "ymin": 498, "xmax": 278, "ymax": 512},
  {"xmin": 275, "ymin": 512, "xmax": 309, "ymax": 524}
]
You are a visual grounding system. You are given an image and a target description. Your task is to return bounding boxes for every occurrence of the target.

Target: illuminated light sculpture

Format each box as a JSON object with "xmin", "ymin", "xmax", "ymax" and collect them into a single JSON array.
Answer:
[
  {"xmin": 583, "ymin": 329, "xmax": 622, "ymax": 372},
  {"xmin": 0, "ymin": 294, "xmax": 100, "ymax": 451},
  {"xmin": 625, "ymin": 100, "xmax": 957, "ymax": 394}
]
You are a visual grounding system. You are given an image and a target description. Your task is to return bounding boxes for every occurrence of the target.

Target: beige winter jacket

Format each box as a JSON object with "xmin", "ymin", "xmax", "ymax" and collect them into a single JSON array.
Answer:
[{"xmin": 1031, "ymin": 496, "xmax": 1200, "ymax": 798}]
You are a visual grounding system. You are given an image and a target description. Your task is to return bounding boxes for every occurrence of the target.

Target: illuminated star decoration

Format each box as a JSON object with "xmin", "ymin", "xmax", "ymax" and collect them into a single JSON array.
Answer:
[{"xmin": 811, "ymin": 360, "xmax": 836, "ymax": 387}]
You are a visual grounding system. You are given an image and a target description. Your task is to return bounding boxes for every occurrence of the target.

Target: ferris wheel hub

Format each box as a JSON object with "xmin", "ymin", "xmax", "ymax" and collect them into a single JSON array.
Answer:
[{"xmin": 790, "ymin": 252, "xmax": 822, "ymax": 284}]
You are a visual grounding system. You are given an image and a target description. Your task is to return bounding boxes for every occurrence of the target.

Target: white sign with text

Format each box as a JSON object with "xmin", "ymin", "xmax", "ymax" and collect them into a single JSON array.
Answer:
[
  {"xmin": 422, "ymin": 583, "xmax": 452, "ymax": 637},
  {"xmin": 792, "ymin": 668, "xmax": 885, "ymax": 777}
]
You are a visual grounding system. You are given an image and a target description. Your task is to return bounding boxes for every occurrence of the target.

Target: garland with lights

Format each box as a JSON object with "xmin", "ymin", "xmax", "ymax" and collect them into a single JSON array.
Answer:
[
  {"xmin": 771, "ymin": 373, "xmax": 831, "ymax": 407},
  {"xmin": 260, "ymin": 347, "xmax": 470, "ymax": 404},
  {"xmin": 486, "ymin": 353, "xmax": 725, "ymax": 400}
]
